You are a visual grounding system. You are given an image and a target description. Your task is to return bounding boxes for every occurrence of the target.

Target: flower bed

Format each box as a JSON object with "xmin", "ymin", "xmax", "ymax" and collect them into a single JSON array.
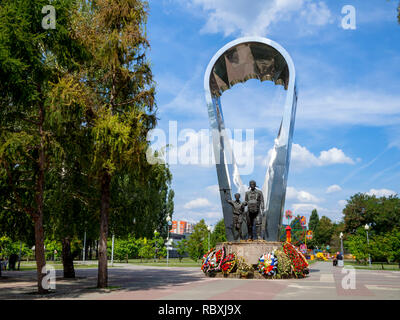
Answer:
[{"xmin": 201, "ymin": 242, "xmax": 310, "ymax": 279}]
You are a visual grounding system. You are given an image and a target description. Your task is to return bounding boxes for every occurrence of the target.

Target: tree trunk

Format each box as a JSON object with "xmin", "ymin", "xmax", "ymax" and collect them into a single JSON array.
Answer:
[
  {"xmin": 97, "ymin": 171, "xmax": 111, "ymax": 288},
  {"xmin": 89, "ymin": 241, "xmax": 92, "ymax": 260},
  {"xmin": 34, "ymin": 102, "xmax": 48, "ymax": 294},
  {"xmin": 85, "ymin": 242, "xmax": 89, "ymax": 261},
  {"xmin": 61, "ymin": 238, "xmax": 75, "ymax": 278},
  {"xmin": 33, "ymin": 214, "xmax": 47, "ymax": 293}
]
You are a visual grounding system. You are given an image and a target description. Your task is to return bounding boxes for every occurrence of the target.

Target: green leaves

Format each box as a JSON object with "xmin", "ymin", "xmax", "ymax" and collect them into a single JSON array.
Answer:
[
  {"xmin": 342, "ymin": 193, "xmax": 400, "ymax": 235},
  {"xmin": 187, "ymin": 219, "xmax": 209, "ymax": 261}
]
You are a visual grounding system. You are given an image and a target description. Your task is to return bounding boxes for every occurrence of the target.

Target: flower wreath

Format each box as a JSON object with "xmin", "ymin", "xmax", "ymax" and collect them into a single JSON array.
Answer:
[
  {"xmin": 203, "ymin": 247, "xmax": 225, "ymax": 273},
  {"xmin": 201, "ymin": 248, "xmax": 215, "ymax": 273},
  {"xmin": 257, "ymin": 252, "xmax": 278, "ymax": 276},
  {"xmin": 283, "ymin": 242, "xmax": 308, "ymax": 276},
  {"xmin": 220, "ymin": 252, "xmax": 237, "ymax": 274},
  {"xmin": 294, "ymin": 245, "xmax": 309, "ymax": 267}
]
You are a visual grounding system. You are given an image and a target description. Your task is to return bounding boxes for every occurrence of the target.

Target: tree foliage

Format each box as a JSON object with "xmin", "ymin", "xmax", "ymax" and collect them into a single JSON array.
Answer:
[
  {"xmin": 210, "ymin": 219, "xmax": 226, "ymax": 247},
  {"xmin": 342, "ymin": 193, "xmax": 400, "ymax": 235},
  {"xmin": 308, "ymin": 209, "xmax": 319, "ymax": 232},
  {"xmin": 187, "ymin": 219, "xmax": 209, "ymax": 261},
  {"xmin": 174, "ymin": 239, "xmax": 187, "ymax": 262},
  {"xmin": 0, "ymin": 0, "xmax": 174, "ymax": 289},
  {"xmin": 314, "ymin": 216, "xmax": 334, "ymax": 247}
]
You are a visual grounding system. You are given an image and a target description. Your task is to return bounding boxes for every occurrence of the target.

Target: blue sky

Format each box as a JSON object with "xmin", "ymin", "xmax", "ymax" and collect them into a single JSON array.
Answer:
[{"xmin": 146, "ymin": 0, "xmax": 400, "ymax": 228}]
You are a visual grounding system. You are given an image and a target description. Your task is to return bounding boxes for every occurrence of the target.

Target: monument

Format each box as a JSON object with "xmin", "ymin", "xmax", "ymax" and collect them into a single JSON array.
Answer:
[
  {"xmin": 202, "ymin": 37, "xmax": 304, "ymax": 276},
  {"xmin": 204, "ymin": 37, "xmax": 297, "ymax": 242}
]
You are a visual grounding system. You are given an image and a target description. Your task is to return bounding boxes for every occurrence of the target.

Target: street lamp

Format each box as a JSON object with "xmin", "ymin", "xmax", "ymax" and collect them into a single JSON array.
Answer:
[
  {"xmin": 339, "ymin": 232, "xmax": 344, "ymax": 267},
  {"xmin": 207, "ymin": 225, "xmax": 212, "ymax": 252},
  {"xmin": 365, "ymin": 224, "xmax": 372, "ymax": 267},
  {"xmin": 166, "ymin": 216, "xmax": 172, "ymax": 267},
  {"xmin": 154, "ymin": 229, "xmax": 158, "ymax": 262}
]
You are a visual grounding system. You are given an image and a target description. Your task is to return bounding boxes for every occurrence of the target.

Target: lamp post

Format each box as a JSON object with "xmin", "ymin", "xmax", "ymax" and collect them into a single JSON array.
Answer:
[
  {"xmin": 365, "ymin": 224, "xmax": 372, "ymax": 267},
  {"xmin": 111, "ymin": 233, "xmax": 115, "ymax": 266},
  {"xmin": 340, "ymin": 232, "xmax": 344, "ymax": 266},
  {"xmin": 207, "ymin": 225, "xmax": 212, "ymax": 252},
  {"xmin": 166, "ymin": 216, "xmax": 172, "ymax": 267},
  {"xmin": 83, "ymin": 231, "xmax": 87, "ymax": 262},
  {"xmin": 154, "ymin": 229, "xmax": 158, "ymax": 262}
]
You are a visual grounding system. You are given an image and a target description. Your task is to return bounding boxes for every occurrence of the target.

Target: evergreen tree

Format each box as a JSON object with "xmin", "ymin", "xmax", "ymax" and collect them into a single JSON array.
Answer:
[
  {"xmin": 314, "ymin": 216, "xmax": 334, "ymax": 247},
  {"xmin": 64, "ymin": 0, "xmax": 156, "ymax": 288},
  {"xmin": 308, "ymin": 209, "xmax": 319, "ymax": 232},
  {"xmin": 0, "ymin": 0, "xmax": 85, "ymax": 293},
  {"xmin": 210, "ymin": 219, "xmax": 227, "ymax": 247},
  {"xmin": 175, "ymin": 239, "xmax": 187, "ymax": 262},
  {"xmin": 187, "ymin": 220, "xmax": 208, "ymax": 261}
]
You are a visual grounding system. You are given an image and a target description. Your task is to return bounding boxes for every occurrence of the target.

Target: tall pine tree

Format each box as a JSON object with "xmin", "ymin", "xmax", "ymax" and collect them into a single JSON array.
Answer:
[
  {"xmin": 69, "ymin": 0, "xmax": 156, "ymax": 288},
  {"xmin": 0, "ymin": 0, "xmax": 85, "ymax": 293}
]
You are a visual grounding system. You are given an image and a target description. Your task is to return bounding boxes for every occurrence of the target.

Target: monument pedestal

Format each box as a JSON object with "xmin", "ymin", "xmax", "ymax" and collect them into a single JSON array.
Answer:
[{"xmin": 216, "ymin": 240, "xmax": 282, "ymax": 265}]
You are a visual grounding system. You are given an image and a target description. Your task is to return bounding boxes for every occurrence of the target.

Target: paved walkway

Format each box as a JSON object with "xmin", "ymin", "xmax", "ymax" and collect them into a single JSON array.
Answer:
[{"xmin": 0, "ymin": 262, "xmax": 399, "ymax": 299}]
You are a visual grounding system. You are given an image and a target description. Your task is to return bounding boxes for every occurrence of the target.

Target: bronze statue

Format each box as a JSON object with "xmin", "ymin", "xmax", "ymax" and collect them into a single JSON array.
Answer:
[
  {"xmin": 225, "ymin": 192, "xmax": 246, "ymax": 241},
  {"xmin": 244, "ymin": 180, "xmax": 264, "ymax": 240}
]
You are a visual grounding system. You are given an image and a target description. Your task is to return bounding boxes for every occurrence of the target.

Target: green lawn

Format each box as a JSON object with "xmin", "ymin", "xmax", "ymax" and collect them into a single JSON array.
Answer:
[
  {"xmin": 9, "ymin": 261, "xmax": 101, "ymax": 271},
  {"xmin": 127, "ymin": 257, "xmax": 202, "ymax": 267},
  {"xmin": 8, "ymin": 256, "xmax": 318, "ymax": 271},
  {"xmin": 344, "ymin": 261, "xmax": 400, "ymax": 271}
]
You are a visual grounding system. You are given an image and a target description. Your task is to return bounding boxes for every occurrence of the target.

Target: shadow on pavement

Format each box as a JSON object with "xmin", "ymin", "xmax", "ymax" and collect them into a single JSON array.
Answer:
[{"xmin": 0, "ymin": 266, "xmax": 206, "ymax": 300}]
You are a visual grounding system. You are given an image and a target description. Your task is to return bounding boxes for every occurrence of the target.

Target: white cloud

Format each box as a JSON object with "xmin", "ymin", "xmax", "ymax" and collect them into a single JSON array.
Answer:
[
  {"xmin": 291, "ymin": 144, "xmax": 354, "ymax": 170},
  {"xmin": 258, "ymin": 143, "xmax": 355, "ymax": 171},
  {"xmin": 206, "ymin": 184, "xmax": 220, "ymax": 195},
  {"xmin": 366, "ymin": 189, "xmax": 397, "ymax": 198},
  {"xmin": 286, "ymin": 186, "xmax": 320, "ymax": 203},
  {"xmin": 183, "ymin": 197, "xmax": 212, "ymax": 209},
  {"xmin": 338, "ymin": 200, "xmax": 347, "ymax": 207},
  {"xmin": 181, "ymin": 0, "xmax": 332, "ymax": 37},
  {"xmin": 319, "ymin": 148, "xmax": 354, "ymax": 165},
  {"xmin": 174, "ymin": 209, "xmax": 223, "ymax": 226},
  {"xmin": 326, "ymin": 184, "xmax": 342, "ymax": 194},
  {"xmin": 289, "ymin": 203, "xmax": 343, "ymax": 223},
  {"xmin": 299, "ymin": 89, "xmax": 400, "ymax": 128}
]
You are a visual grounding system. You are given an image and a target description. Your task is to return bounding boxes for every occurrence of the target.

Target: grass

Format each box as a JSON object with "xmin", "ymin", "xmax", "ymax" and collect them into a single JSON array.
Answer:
[
  {"xmin": 9, "ymin": 261, "xmax": 102, "ymax": 271},
  {"xmin": 8, "ymin": 256, "xmax": 318, "ymax": 271},
  {"xmin": 5, "ymin": 258, "xmax": 201, "ymax": 271},
  {"xmin": 344, "ymin": 261, "xmax": 400, "ymax": 271},
  {"xmin": 127, "ymin": 257, "xmax": 202, "ymax": 267}
]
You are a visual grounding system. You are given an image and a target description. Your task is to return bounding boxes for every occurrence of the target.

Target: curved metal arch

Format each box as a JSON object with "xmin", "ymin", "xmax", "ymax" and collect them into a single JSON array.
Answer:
[{"xmin": 204, "ymin": 37, "xmax": 298, "ymax": 241}]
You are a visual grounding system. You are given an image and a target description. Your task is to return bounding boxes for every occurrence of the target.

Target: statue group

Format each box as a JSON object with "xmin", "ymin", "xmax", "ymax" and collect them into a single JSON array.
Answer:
[{"xmin": 225, "ymin": 180, "xmax": 265, "ymax": 241}]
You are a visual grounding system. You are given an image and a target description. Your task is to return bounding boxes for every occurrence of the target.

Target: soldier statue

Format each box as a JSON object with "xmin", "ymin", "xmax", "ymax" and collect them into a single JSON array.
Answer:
[
  {"xmin": 244, "ymin": 180, "xmax": 265, "ymax": 240},
  {"xmin": 225, "ymin": 192, "xmax": 246, "ymax": 241}
]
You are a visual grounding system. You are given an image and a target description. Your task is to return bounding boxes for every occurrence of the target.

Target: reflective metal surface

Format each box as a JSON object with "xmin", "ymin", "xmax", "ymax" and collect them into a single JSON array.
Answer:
[{"xmin": 204, "ymin": 37, "xmax": 297, "ymax": 241}]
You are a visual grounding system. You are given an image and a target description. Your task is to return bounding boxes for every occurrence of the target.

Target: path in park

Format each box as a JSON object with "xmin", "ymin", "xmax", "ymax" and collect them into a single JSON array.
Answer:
[{"xmin": 0, "ymin": 262, "xmax": 399, "ymax": 300}]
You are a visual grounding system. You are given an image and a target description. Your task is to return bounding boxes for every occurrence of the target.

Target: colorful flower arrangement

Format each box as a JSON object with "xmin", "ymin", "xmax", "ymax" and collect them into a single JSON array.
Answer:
[
  {"xmin": 283, "ymin": 242, "xmax": 309, "ymax": 277},
  {"xmin": 201, "ymin": 247, "xmax": 225, "ymax": 273},
  {"xmin": 236, "ymin": 256, "xmax": 253, "ymax": 278},
  {"xmin": 201, "ymin": 248, "xmax": 215, "ymax": 272},
  {"xmin": 274, "ymin": 249, "xmax": 292, "ymax": 278},
  {"xmin": 201, "ymin": 243, "xmax": 310, "ymax": 279},
  {"xmin": 257, "ymin": 252, "xmax": 278, "ymax": 276},
  {"xmin": 220, "ymin": 253, "xmax": 237, "ymax": 274},
  {"xmin": 316, "ymin": 252, "xmax": 328, "ymax": 261}
]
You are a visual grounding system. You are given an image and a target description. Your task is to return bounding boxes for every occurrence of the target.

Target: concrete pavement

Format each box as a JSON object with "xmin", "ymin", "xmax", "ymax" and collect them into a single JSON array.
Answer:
[{"xmin": 0, "ymin": 262, "xmax": 399, "ymax": 300}]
